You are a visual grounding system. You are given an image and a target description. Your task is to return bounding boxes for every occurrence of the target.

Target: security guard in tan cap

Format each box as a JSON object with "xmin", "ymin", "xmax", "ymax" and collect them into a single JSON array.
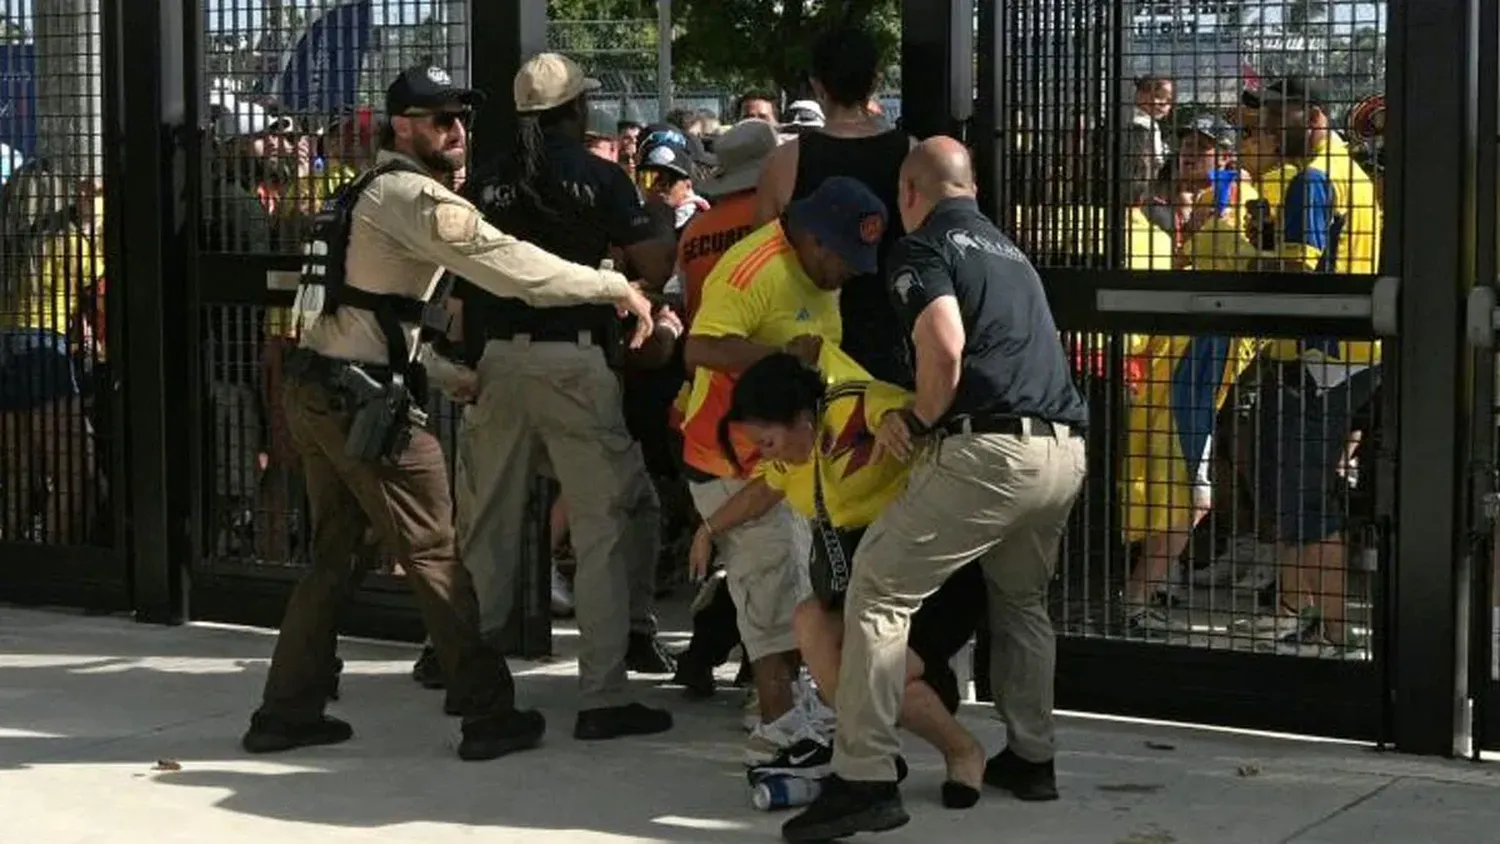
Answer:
[
  {"xmin": 456, "ymin": 51, "xmax": 677, "ymax": 741},
  {"xmin": 240, "ymin": 64, "xmax": 656, "ymax": 762}
]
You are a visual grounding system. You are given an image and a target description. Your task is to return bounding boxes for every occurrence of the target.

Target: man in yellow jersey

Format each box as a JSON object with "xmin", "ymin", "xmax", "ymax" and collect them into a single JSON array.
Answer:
[
  {"xmin": 681, "ymin": 175, "xmax": 888, "ymax": 763},
  {"xmin": 1250, "ymin": 78, "xmax": 1382, "ymax": 654}
]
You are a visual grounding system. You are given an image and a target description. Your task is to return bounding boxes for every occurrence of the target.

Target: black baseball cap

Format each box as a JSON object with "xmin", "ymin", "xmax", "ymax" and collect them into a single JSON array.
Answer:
[
  {"xmin": 1182, "ymin": 113, "xmax": 1238, "ymax": 148},
  {"xmin": 786, "ymin": 176, "xmax": 889, "ymax": 275},
  {"xmin": 639, "ymin": 141, "xmax": 695, "ymax": 179},
  {"xmin": 385, "ymin": 65, "xmax": 485, "ymax": 116}
]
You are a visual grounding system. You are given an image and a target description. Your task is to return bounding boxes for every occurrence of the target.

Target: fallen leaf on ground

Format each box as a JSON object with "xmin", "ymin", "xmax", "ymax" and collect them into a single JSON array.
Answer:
[
  {"xmin": 1237, "ymin": 763, "xmax": 1261, "ymax": 777},
  {"xmin": 1144, "ymin": 741, "xmax": 1176, "ymax": 751},
  {"xmin": 1116, "ymin": 832, "xmax": 1176, "ymax": 844},
  {"xmin": 152, "ymin": 759, "xmax": 182, "ymax": 772}
]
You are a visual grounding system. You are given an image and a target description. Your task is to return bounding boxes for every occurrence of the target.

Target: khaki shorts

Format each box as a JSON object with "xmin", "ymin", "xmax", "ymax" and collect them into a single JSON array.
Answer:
[{"xmin": 689, "ymin": 477, "xmax": 811, "ymax": 661}]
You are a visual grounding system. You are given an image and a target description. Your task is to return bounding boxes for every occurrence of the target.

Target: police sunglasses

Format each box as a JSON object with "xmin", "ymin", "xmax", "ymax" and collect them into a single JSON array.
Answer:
[{"xmin": 402, "ymin": 109, "xmax": 471, "ymax": 130}]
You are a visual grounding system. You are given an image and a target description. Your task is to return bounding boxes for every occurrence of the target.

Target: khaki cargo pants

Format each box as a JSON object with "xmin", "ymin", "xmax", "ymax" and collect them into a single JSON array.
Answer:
[
  {"xmin": 831, "ymin": 427, "xmax": 1087, "ymax": 782},
  {"xmin": 259, "ymin": 378, "xmax": 515, "ymax": 722},
  {"xmin": 458, "ymin": 337, "xmax": 660, "ymax": 709}
]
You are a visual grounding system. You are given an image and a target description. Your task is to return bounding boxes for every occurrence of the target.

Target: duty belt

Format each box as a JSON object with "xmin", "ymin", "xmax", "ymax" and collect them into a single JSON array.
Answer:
[
  {"xmin": 937, "ymin": 414, "xmax": 1083, "ymax": 439},
  {"xmin": 284, "ymin": 347, "xmax": 395, "ymax": 384},
  {"xmin": 486, "ymin": 325, "xmax": 602, "ymax": 345}
]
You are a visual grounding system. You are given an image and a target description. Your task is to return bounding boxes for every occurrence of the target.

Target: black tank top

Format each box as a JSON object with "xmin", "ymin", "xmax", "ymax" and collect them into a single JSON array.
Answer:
[{"xmin": 792, "ymin": 129, "xmax": 913, "ymax": 388}]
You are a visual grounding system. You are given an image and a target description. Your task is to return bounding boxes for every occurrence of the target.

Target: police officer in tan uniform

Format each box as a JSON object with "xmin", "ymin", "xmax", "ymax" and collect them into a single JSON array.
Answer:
[{"xmin": 240, "ymin": 65, "xmax": 655, "ymax": 762}]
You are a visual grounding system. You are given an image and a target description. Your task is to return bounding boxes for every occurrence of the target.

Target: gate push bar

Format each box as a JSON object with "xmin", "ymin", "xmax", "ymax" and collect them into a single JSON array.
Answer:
[{"xmin": 1096, "ymin": 276, "xmax": 1401, "ymax": 337}]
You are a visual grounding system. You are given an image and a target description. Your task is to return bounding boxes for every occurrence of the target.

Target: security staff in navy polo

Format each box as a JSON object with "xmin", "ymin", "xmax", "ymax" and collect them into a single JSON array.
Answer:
[
  {"xmin": 240, "ymin": 64, "xmax": 655, "ymax": 762},
  {"xmin": 455, "ymin": 52, "xmax": 678, "ymax": 740},
  {"xmin": 785, "ymin": 138, "xmax": 1089, "ymax": 841}
]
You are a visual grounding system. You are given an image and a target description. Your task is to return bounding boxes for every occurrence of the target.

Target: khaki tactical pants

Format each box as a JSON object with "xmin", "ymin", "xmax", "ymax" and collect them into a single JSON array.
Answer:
[
  {"xmin": 832, "ymin": 429, "xmax": 1087, "ymax": 782},
  {"xmin": 259, "ymin": 378, "xmax": 515, "ymax": 722},
  {"xmin": 460, "ymin": 337, "xmax": 660, "ymax": 709}
]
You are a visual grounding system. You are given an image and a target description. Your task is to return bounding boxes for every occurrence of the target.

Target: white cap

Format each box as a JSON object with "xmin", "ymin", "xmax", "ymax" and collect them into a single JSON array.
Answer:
[
  {"xmin": 782, "ymin": 100, "xmax": 826, "ymax": 128},
  {"xmin": 209, "ymin": 90, "xmax": 294, "ymax": 138}
]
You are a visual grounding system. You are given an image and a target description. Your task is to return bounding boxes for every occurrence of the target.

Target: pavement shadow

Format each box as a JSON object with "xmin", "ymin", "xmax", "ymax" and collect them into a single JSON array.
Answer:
[{"xmin": 0, "ymin": 606, "xmax": 787, "ymax": 841}]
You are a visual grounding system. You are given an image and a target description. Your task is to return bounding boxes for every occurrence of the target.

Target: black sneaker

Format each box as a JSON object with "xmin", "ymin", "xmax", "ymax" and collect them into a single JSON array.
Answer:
[
  {"xmin": 626, "ymin": 632, "xmax": 677, "ymax": 675},
  {"xmin": 573, "ymin": 702, "xmax": 674, "ymax": 740},
  {"xmin": 411, "ymin": 646, "xmax": 444, "ymax": 690},
  {"xmin": 241, "ymin": 712, "xmax": 354, "ymax": 754},
  {"xmin": 457, "ymin": 709, "xmax": 546, "ymax": 761},
  {"xmin": 670, "ymin": 654, "xmax": 718, "ymax": 699},
  {"xmin": 781, "ymin": 775, "xmax": 909, "ymax": 843},
  {"xmin": 983, "ymin": 747, "xmax": 1058, "ymax": 801},
  {"xmin": 748, "ymin": 737, "xmax": 833, "ymax": 783}
]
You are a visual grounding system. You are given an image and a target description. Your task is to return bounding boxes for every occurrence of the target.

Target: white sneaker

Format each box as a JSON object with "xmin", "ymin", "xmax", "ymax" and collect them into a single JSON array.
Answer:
[
  {"xmin": 743, "ymin": 706, "xmax": 807, "ymax": 765},
  {"xmin": 550, "ymin": 565, "xmax": 575, "ymax": 618}
]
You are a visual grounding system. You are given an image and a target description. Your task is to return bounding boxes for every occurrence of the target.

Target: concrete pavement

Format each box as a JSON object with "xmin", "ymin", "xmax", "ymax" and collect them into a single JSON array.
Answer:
[{"xmin": 1, "ymin": 604, "xmax": 1497, "ymax": 843}]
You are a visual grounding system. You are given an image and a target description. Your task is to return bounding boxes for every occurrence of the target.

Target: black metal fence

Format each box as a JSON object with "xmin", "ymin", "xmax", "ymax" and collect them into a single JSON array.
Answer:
[
  {"xmin": 2, "ymin": 0, "xmax": 1496, "ymax": 757},
  {"xmin": 0, "ymin": 0, "xmax": 124, "ymax": 607},
  {"xmin": 955, "ymin": 0, "xmax": 1392, "ymax": 739}
]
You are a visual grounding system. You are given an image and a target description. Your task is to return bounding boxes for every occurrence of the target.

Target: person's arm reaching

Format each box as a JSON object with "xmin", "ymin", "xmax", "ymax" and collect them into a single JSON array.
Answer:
[
  {"xmin": 874, "ymin": 242, "xmax": 965, "ymax": 462},
  {"xmin": 682, "ymin": 257, "xmax": 779, "ymax": 373},
  {"xmin": 754, "ymin": 141, "xmax": 797, "ymax": 225},
  {"xmin": 687, "ymin": 477, "xmax": 785, "ymax": 579},
  {"xmin": 367, "ymin": 178, "xmax": 654, "ymax": 346},
  {"xmin": 603, "ymin": 164, "xmax": 676, "ymax": 289}
]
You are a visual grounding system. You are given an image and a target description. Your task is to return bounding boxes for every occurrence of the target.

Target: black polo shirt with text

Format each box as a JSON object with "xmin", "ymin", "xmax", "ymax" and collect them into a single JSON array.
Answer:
[
  {"xmin": 886, "ymin": 196, "xmax": 1088, "ymax": 428},
  {"xmin": 459, "ymin": 128, "xmax": 656, "ymax": 343}
]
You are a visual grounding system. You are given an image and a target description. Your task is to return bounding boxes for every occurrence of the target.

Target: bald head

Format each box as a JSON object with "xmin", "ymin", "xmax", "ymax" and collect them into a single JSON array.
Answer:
[
  {"xmin": 902, "ymin": 136, "xmax": 977, "ymax": 200},
  {"xmin": 896, "ymin": 136, "xmax": 977, "ymax": 231}
]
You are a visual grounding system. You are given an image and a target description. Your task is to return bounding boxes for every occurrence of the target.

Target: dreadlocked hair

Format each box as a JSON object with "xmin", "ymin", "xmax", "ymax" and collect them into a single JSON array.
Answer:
[
  {"xmin": 716, "ymin": 352, "xmax": 827, "ymax": 474},
  {"xmin": 513, "ymin": 97, "xmax": 590, "ymax": 221}
]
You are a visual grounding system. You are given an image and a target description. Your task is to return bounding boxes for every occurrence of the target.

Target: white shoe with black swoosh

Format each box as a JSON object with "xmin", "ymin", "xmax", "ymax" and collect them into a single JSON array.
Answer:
[{"xmin": 747, "ymin": 736, "xmax": 833, "ymax": 783}]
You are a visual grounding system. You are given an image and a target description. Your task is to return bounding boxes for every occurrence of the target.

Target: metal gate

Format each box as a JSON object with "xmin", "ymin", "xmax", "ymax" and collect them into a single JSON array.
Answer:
[
  {"xmin": 1469, "ymin": 0, "xmax": 1500, "ymax": 755},
  {"xmin": 0, "ymin": 0, "xmax": 127, "ymax": 611},
  {"xmin": 959, "ymin": 0, "xmax": 1397, "ymax": 740}
]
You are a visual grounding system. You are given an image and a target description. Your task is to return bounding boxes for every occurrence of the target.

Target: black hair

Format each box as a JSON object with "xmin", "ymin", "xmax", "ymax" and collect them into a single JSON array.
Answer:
[
  {"xmin": 811, "ymin": 26, "xmax": 881, "ymax": 107},
  {"xmin": 735, "ymin": 90, "xmax": 779, "ymax": 118},
  {"xmin": 1135, "ymin": 74, "xmax": 1173, "ymax": 94},
  {"xmin": 617, "ymin": 119, "xmax": 643, "ymax": 133},
  {"xmin": 716, "ymin": 353, "xmax": 827, "ymax": 474},
  {"xmin": 514, "ymin": 97, "xmax": 586, "ymax": 217}
]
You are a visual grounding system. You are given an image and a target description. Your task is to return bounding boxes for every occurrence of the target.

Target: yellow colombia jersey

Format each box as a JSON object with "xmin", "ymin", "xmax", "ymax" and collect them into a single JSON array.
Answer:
[
  {"xmin": 1122, "ymin": 333, "xmax": 1261, "ymax": 541},
  {"xmin": 1268, "ymin": 132, "xmax": 1382, "ymax": 366},
  {"xmin": 681, "ymin": 218, "xmax": 843, "ymax": 478},
  {"xmin": 756, "ymin": 345, "xmax": 912, "ymax": 530},
  {"xmin": 1180, "ymin": 179, "xmax": 1265, "ymax": 272},
  {"xmin": 0, "ymin": 230, "xmax": 101, "ymax": 337}
]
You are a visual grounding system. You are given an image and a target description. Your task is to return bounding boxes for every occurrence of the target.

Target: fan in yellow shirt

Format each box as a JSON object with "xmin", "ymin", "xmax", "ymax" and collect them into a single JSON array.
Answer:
[{"xmin": 687, "ymin": 349, "xmax": 989, "ymax": 801}]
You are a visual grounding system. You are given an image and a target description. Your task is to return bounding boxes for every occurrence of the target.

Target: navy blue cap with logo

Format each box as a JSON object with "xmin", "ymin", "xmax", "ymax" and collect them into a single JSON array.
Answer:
[{"xmin": 786, "ymin": 176, "xmax": 889, "ymax": 276}]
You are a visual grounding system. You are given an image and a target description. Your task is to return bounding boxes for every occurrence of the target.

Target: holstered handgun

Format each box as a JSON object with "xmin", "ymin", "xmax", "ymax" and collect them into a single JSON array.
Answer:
[{"xmin": 336, "ymin": 364, "xmax": 426, "ymax": 464}]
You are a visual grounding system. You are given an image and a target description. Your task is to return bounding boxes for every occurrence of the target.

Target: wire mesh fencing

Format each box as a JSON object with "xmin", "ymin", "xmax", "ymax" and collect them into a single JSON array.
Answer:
[
  {"xmin": 1001, "ymin": 0, "xmax": 1386, "ymax": 661},
  {"xmin": 0, "ymin": 0, "xmax": 110, "ymax": 548}
]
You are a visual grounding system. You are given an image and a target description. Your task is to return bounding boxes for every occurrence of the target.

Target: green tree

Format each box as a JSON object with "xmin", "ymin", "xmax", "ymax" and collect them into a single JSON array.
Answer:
[
  {"xmin": 0, "ymin": 16, "xmax": 27, "ymax": 44},
  {"xmin": 669, "ymin": 0, "xmax": 900, "ymax": 98}
]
